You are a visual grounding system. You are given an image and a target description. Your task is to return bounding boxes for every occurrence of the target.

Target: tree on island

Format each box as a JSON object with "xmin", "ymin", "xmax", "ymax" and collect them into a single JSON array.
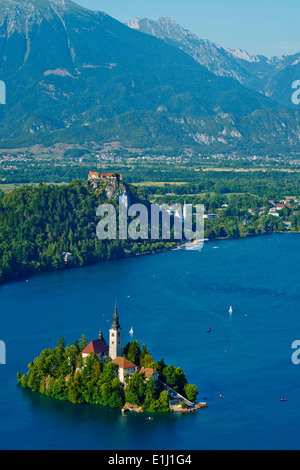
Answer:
[
  {"xmin": 184, "ymin": 384, "xmax": 198, "ymax": 403},
  {"xmin": 122, "ymin": 340, "xmax": 142, "ymax": 366}
]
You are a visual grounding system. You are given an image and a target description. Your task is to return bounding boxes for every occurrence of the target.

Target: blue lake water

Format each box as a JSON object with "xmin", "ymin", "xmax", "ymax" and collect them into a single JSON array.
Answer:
[{"xmin": 0, "ymin": 233, "xmax": 300, "ymax": 450}]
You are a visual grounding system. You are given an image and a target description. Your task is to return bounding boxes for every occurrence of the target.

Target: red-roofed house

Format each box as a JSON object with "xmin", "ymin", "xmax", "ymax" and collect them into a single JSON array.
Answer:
[
  {"xmin": 112, "ymin": 357, "xmax": 138, "ymax": 383},
  {"xmin": 81, "ymin": 331, "xmax": 109, "ymax": 362},
  {"xmin": 139, "ymin": 367, "xmax": 159, "ymax": 382}
]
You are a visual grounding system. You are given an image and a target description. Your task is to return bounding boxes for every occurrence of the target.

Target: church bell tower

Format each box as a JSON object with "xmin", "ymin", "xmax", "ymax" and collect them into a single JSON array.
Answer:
[{"xmin": 109, "ymin": 302, "xmax": 122, "ymax": 360}]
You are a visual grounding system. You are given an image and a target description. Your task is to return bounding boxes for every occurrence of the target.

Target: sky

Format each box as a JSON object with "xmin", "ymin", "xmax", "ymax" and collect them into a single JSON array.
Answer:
[{"xmin": 74, "ymin": 0, "xmax": 300, "ymax": 57}]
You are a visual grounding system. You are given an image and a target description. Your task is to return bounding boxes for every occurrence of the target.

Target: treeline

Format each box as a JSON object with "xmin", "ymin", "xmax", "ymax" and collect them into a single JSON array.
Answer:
[
  {"xmin": 3, "ymin": 162, "xmax": 300, "ymax": 196},
  {"xmin": 17, "ymin": 338, "xmax": 198, "ymax": 412},
  {"xmin": 0, "ymin": 181, "xmax": 124, "ymax": 285},
  {"xmin": 141, "ymin": 171, "xmax": 300, "ymax": 198}
]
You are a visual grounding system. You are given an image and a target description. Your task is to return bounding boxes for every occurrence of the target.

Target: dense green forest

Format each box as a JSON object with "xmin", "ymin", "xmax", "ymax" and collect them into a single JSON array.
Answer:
[
  {"xmin": 17, "ymin": 338, "xmax": 198, "ymax": 412},
  {"xmin": 0, "ymin": 180, "xmax": 122, "ymax": 285},
  {"xmin": 0, "ymin": 180, "xmax": 176, "ymax": 286}
]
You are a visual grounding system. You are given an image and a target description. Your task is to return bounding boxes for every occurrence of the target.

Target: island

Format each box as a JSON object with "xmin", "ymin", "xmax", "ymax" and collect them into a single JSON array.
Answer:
[{"xmin": 17, "ymin": 303, "xmax": 206, "ymax": 413}]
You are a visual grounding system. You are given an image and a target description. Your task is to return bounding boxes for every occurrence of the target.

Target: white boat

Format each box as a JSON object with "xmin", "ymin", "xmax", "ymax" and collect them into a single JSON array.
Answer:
[
  {"xmin": 129, "ymin": 327, "xmax": 133, "ymax": 336},
  {"xmin": 229, "ymin": 306, "xmax": 233, "ymax": 314},
  {"xmin": 185, "ymin": 239, "xmax": 204, "ymax": 251}
]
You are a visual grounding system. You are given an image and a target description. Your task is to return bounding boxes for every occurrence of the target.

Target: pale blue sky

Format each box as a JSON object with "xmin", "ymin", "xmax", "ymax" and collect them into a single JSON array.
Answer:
[{"xmin": 75, "ymin": 0, "xmax": 300, "ymax": 57}]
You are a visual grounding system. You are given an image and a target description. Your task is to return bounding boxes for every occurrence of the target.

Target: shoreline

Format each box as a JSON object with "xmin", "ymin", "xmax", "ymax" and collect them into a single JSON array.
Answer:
[
  {"xmin": 121, "ymin": 401, "xmax": 208, "ymax": 414},
  {"xmin": 1, "ymin": 231, "xmax": 299, "ymax": 289}
]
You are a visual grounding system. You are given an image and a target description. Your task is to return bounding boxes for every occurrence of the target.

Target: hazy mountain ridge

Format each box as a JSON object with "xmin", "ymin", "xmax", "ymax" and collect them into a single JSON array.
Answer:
[
  {"xmin": 126, "ymin": 17, "xmax": 300, "ymax": 106},
  {"xmin": 0, "ymin": 0, "xmax": 298, "ymax": 154},
  {"xmin": 126, "ymin": 17, "xmax": 251, "ymax": 83}
]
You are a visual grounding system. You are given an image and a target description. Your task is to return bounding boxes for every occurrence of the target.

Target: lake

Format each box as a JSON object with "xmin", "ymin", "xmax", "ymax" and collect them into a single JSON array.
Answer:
[{"xmin": 0, "ymin": 233, "xmax": 299, "ymax": 450}]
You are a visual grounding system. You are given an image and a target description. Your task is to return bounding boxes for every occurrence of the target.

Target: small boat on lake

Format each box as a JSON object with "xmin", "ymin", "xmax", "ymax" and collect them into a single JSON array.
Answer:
[
  {"xmin": 229, "ymin": 306, "xmax": 233, "ymax": 314},
  {"xmin": 185, "ymin": 239, "xmax": 204, "ymax": 251}
]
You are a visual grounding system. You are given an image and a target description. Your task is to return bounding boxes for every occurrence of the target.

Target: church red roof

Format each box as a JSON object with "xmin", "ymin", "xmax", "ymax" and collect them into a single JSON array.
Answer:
[
  {"xmin": 112, "ymin": 357, "xmax": 137, "ymax": 369},
  {"xmin": 81, "ymin": 339, "xmax": 109, "ymax": 355}
]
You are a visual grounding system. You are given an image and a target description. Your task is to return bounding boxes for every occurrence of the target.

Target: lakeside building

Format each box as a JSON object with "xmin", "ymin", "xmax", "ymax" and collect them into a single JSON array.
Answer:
[
  {"xmin": 62, "ymin": 252, "xmax": 73, "ymax": 264},
  {"xmin": 112, "ymin": 357, "xmax": 138, "ymax": 383}
]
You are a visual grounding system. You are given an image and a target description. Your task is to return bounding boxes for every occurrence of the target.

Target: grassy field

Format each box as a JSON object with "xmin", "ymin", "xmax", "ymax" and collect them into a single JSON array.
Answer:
[
  {"xmin": 0, "ymin": 182, "xmax": 63, "ymax": 193},
  {"xmin": 200, "ymin": 167, "xmax": 300, "ymax": 173},
  {"xmin": 0, "ymin": 183, "xmax": 22, "ymax": 192},
  {"xmin": 134, "ymin": 181, "xmax": 188, "ymax": 187}
]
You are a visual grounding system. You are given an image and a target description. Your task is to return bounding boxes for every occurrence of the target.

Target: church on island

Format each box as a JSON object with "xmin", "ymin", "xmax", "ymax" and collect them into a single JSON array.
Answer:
[{"xmin": 81, "ymin": 303, "xmax": 158, "ymax": 384}]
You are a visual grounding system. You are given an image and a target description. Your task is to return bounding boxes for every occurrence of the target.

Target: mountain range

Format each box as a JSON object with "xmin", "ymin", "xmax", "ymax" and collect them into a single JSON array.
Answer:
[
  {"xmin": 125, "ymin": 16, "xmax": 300, "ymax": 108},
  {"xmin": 0, "ymin": 0, "xmax": 299, "ymax": 154}
]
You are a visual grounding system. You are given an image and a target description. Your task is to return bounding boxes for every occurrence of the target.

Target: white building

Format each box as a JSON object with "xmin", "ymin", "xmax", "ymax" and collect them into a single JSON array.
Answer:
[
  {"xmin": 112, "ymin": 357, "xmax": 138, "ymax": 384},
  {"xmin": 109, "ymin": 302, "xmax": 122, "ymax": 360}
]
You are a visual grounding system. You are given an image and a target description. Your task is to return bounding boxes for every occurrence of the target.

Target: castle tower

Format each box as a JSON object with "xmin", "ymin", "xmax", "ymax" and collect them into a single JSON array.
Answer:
[{"xmin": 109, "ymin": 302, "xmax": 122, "ymax": 360}]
